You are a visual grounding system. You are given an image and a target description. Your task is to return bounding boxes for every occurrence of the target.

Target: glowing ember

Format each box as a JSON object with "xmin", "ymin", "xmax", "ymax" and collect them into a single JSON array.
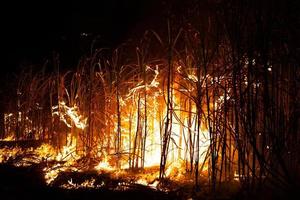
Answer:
[
  {"xmin": 0, "ymin": 146, "xmax": 23, "ymax": 163},
  {"xmin": 60, "ymin": 178, "xmax": 104, "ymax": 189}
]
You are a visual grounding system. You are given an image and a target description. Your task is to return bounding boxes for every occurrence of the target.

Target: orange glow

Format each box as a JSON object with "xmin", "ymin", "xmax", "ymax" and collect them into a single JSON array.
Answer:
[
  {"xmin": 0, "ymin": 63, "xmax": 232, "ymax": 190},
  {"xmin": 1, "ymin": 135, "xmax": 15, "ymax": 141},
  {"xmin": 95, "ymin": 152, "xmax": 114, "ymax": 171}
]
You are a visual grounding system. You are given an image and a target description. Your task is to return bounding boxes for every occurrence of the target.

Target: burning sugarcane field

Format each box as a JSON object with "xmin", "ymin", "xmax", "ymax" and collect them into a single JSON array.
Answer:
[{"xmin": 0, "ymin": 0, "xmax": 299, "ymax": 199}]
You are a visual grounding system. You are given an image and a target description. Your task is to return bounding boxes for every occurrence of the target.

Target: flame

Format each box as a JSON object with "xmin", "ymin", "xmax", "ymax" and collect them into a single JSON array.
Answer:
[
  {"xmin": 42, "ymin": 133, "xmax": 80, "ymax": 185},
  {"xmin": 126, "ymin": 65, "xmax": 160, "ymax": 99},
  {"xmin": 52, "ymin": 101, "xmax": 87, "ymax": 130},
  {"xmin": 0, "ymin": 138, "xmax": 80, "ymax": 185},
  {"xmin": 0, "ymin": 63, "xmax": 231, "ymax": 190},
  {"xmin": 56, "ymin": 134, "xmax": 79, "ymax": 161},
  {"xmin": 34, "ymin": 143, "xmax": 56, "ymax": 160},
  {"xmin": 61, "ymin": 178, "xmax": 104, "ymax": 189},
  {"xmin": 0, "ymin": 146, "xmax": 23, "ymax": 163},
  {"xmin": 1, "ymin": 135, "xmax": 15, "ymax": 141},
  {"xmin": 94, "ymin": 65, "xmax": 211, "ymax": 173},
  {"xmin": 44, "ymin": 163, "xmax": 62, "ymax": 184},
  {"xmin": 165, "ymin": 160, "xmax": 186, "ymax": 179},
  {"xmin": 95, "ymin": 152, "xmax": 114, "ymax": 171},
  {"xmin": 187, "ymin": 74, "xmax": 198, "ymax": 82}
]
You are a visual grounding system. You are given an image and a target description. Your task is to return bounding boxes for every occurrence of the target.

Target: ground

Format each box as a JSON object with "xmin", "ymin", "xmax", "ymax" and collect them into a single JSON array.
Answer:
[{"xmin": 0, "ymin": 164, "xmax": 178, "ymax": 200}]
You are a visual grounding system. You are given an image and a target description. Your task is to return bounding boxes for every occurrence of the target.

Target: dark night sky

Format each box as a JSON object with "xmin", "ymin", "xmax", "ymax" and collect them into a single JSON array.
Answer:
[
  {"xmin": 1, "ymin": 0, "xmax": 298, "ymax": 76},
  {"xmin": 1, "ymin": 1, "xmax": 161, "ymax": 75}
]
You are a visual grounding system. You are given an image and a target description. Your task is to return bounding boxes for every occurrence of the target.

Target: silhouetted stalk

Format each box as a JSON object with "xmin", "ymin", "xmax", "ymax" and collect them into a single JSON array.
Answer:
[
  {"xmin": 132, "ymin": 94, "xmax": 141, "ymax": 169},
  {"xmin": 116, "ymin": 70, "xmax": 121, "ymax": 168},
  {"xmin": 160, "ymin": 20, "xmax": 173, "ymax": 180}
]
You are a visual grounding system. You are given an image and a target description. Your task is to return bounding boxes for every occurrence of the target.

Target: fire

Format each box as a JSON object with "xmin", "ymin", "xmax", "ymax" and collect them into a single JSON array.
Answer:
[
  {"xmin": 95, "ymin": 152, "xmax": 114, "ymax": 171},
  {"xmin": 61, "ymin": 178, "xmax": 104, "ymax": 189},
  {"xmin": 1, "ymin": 134, "xmax": 15, "ymax": 141},
  {"xmin": 165, "ymin": 160, "xmax": 186, "ymax": 180},
  {"xmin": 55, "ymin": 134, "xmax": 79, "ymax": 161},
  {"xmin": 0, "ymin": 62, "xmax": 226, "ymax": 191},
  {"xmin": 0, "ymin": 146, "xmax": 23, "ymax": 163},
  {"xmin": 126, "ymin": 65, "xmax": 160, "ymax": 99},
  {"xmin": 34, "ymin": 143, "xmax": 56, "ymax": 160},
  {"xmin": 43, "ymin": 134, "xmax": 80, "ymax": 185},
  {"xmin": 52, "ymin": 101, "xmax": 87, "ymax": 130},
  {"xmin": 44, "ymin": 163, "xmax": 62, "ymax": 184}
]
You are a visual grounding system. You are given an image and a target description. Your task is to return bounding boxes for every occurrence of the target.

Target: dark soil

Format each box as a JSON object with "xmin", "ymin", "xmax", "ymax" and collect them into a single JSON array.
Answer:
[
  {"xmin": 0, "ymin": 163, "xmax": 298, "ymax": 200},
  {"xmin": 0, "ymin": 164, "xmax": 178, "ymax": 200}
]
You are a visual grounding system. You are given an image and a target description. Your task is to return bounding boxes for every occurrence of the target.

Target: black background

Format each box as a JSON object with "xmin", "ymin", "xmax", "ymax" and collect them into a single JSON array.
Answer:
[{"xmin": 0, "ymin": 1, "xmax": 160, "ymax": 75}]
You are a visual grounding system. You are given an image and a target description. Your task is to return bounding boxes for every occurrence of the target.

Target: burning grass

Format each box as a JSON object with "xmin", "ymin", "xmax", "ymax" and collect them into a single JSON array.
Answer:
[
  {"xmin": 0, "ymin": 141, "xmax": 193, "ymax": 191},
  {"xmin": 0, "ymin": 2, "xmax": 299, "ymax": 198},
  {"xmin": 0, "ymin": 139, "xmax": 243, "ymax": 200},
  {"xmin": 0, "ymin": 54, "xmax": 218, "ymax": 193}
]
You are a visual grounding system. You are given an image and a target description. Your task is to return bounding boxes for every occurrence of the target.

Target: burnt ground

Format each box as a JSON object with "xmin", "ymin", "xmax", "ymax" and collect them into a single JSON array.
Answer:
[
  {"xmin": 0, "ymin": 141, "xmax": 179, "ymax": 200},
  {"xmin": 0, "ymin": 164, "xmax": 178, "ymax": 200},
  {"xmin": 0, "ymin": 163, "xmax": 299, "ymax": 200}
]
